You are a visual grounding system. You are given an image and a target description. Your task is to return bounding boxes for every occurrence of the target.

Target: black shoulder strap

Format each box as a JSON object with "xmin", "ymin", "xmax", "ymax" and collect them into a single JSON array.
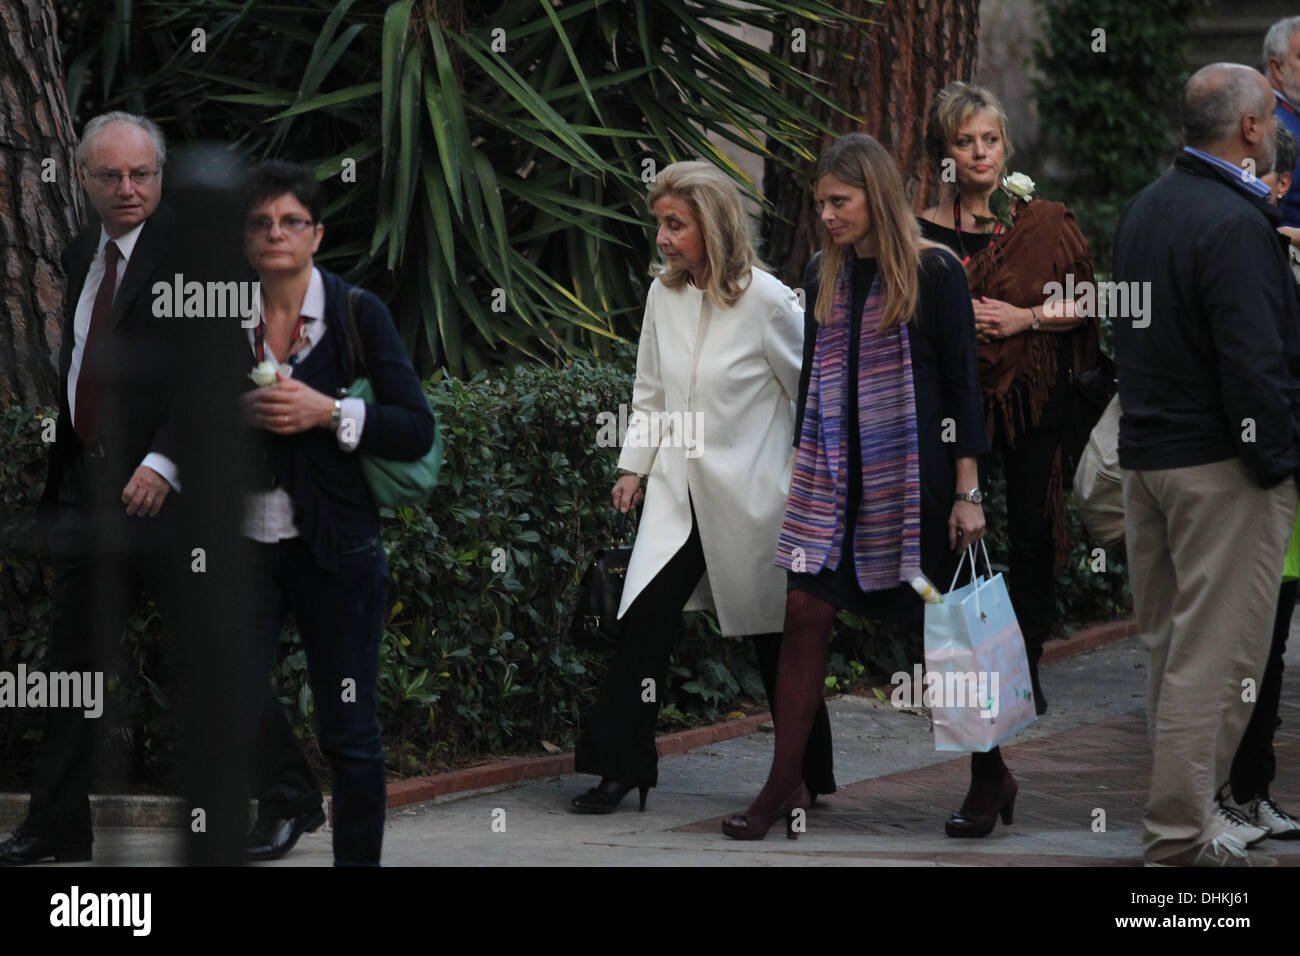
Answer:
[{"xmin": 342, "ymin": 286, "xmax": 368, "ymax": 380}]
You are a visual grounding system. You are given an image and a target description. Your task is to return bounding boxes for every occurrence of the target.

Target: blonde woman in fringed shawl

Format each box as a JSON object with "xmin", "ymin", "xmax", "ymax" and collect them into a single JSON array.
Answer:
[{"xmin": 918, "ymin": 82, "xmax": 1100, "ymax": 723}]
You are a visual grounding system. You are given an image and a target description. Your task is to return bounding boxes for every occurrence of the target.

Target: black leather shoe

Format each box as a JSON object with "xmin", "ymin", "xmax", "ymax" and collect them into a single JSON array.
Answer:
[
  {"xmin": 244, "ymin": 808, "xmax": 327, "ymax": 862},
  {"xmin": 0, "ymin": 828, "xmax": 92, "ymax": 866},
  {"xmin": 945, "ymin": 771, "xmax": 1018, "ymax": 838}
]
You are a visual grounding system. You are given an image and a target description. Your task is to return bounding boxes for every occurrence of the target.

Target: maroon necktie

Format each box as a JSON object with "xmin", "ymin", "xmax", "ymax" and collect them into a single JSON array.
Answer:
[{"xmin": 73, "ymin": 240, "xmax": 121, "ymax": 447}]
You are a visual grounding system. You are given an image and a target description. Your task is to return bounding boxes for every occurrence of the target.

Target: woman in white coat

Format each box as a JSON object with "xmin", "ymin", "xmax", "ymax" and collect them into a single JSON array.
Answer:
[{"xmin": 571, "ymin": 161, "xmax": 835, "ymax": 813}]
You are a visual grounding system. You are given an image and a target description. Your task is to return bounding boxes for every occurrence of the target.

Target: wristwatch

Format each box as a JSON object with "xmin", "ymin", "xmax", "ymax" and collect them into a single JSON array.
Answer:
[
  {"xmin": 955, "ymin": 488, "xmax": 983, "ymax": 504},
  {"xmin": 330, "ymin": 399, "xmax": 342, "ymax": 431},
  {"xmin": 1029, "ymin": 307, "xmax": 1041, "ymax": 331}
]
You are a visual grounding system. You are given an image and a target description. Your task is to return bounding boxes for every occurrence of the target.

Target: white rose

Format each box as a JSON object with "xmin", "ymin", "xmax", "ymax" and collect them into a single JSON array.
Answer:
[
  {"xmin": 248, "ymin": 360, "xmax": 292, "ymax": 386},
  {"xmin": 1003, "ymin": 172, "xmax": 1035, "ymax": 201}
]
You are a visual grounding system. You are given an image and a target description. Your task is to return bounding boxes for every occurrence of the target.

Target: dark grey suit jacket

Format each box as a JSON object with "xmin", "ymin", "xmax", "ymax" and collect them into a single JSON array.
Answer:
[{"xmin": 40, "ymin": 203, "xmax": 182, "ymax": 521}]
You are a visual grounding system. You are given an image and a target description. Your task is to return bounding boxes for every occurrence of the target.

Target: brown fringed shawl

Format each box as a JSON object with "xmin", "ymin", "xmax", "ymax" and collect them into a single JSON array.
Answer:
[{"xmin": 965, "ymin": 198, "xmax": 1100, "ymax": 570}]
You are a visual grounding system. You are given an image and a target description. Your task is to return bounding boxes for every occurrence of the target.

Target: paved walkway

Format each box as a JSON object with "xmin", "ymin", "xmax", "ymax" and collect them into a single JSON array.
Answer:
[{"xmin": 41, "ymin": 626, "xmax": 1300, "ymax": 866}]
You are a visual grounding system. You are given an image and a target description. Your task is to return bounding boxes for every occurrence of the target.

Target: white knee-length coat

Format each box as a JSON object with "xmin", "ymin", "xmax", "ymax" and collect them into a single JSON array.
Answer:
[{"xmin": 616, "ymin": 267, "xmax": 804, "ymax": 635}]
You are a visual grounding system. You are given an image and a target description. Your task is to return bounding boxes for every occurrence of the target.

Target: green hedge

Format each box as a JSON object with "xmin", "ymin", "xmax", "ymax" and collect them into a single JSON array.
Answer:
[{"xmin": 0, "ymin": 359, "xmax": 1130, "ymax": 781}]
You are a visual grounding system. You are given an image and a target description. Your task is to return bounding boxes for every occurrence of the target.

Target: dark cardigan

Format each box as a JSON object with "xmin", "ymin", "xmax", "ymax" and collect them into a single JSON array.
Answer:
[
  {"xmin": 246, "ymin": 267, "xmax": 435, "ymax": 571},
  {"xmin": 1114, "ymin": 152, "xmax": 1300, "ymax": 486}
]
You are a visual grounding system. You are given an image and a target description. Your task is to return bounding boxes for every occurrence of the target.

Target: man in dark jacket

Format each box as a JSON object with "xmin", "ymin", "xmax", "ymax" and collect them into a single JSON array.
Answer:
[
  {"xmin": 0, "ymin": 116, "xmax": 259, "ymax": 866},
  {"xmin": 1114, "ymin": 63, "xmax": 1300, "ymax": 867},
  {"xmin": 0, "ymin": 113, "xmax": 188, "ymax": 867}
]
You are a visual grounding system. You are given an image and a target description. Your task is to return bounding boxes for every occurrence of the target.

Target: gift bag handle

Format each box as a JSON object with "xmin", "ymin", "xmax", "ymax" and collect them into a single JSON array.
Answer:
[
  {"xmin": 948, "ymin": 539, "xmax": 995, "ymax": 622},
  {"xmin": 948, "ymin": 539, "xmax": 994, "ymax": 590}
]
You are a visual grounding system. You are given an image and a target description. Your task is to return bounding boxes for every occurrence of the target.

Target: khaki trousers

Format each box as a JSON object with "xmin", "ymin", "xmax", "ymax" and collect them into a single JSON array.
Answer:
[{"xmin": 1122, "ymin": 458, "xmax": 1296, "ymax": 863}]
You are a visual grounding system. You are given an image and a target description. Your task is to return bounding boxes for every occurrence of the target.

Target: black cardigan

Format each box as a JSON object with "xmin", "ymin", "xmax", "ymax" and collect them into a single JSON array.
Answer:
[
  {"xmin": 246, "ymin": 267, "xmax": 435, "ymax": 571},
  {"xmin": 795, "ymin": 248, "xmax": 987, "ymax": 592}
]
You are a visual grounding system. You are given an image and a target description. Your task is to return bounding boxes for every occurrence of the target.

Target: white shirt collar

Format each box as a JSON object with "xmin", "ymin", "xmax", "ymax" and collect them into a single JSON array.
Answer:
[
  {"xmin": 301, "ymin": 267, "xmax": 325, "ymax": 320},
  {"xmin": 98, "ymin": 220, "xmax": 146, "ymax": 263}
]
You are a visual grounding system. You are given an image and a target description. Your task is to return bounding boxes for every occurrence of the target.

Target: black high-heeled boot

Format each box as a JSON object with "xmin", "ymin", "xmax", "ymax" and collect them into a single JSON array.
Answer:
[
  {"xmin": 570, "ymin": 778, "xmax": 649, "ymax": 814},
  {"xmin": 945, "ymin": 748, "xmax": 1017, "ymax": 838}
]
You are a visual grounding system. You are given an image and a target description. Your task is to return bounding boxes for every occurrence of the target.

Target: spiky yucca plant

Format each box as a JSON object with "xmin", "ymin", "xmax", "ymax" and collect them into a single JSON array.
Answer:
[{"xmin": 57, "ymin": 0, "xmax": 867, "ymax": 375}]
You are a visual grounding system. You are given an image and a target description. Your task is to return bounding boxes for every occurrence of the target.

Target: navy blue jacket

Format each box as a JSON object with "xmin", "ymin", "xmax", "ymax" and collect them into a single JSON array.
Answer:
[
  {"xmin": 1113, "ymin": 152, "xmax": 1300, "ymax": 486},
  {"xmin": 246, "ymin": 268, "xmax": 435, "ymax": 571}
]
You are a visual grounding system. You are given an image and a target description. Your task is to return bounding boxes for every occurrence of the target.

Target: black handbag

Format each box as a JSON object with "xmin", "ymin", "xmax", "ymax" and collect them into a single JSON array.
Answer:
[
  {"xmin": 1062, "ymin": 350, "xmax": 1117, "ymax": 492},
  {"xmin": 569, "ymin": 510, "xmax": 636, "ymax": 653}
]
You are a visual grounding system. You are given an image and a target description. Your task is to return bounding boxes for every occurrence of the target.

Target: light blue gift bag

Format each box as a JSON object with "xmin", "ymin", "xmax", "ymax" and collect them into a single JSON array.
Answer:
[{"xmin": 923, "ymin": 541, "xmax": 1037, "ymax": 752}]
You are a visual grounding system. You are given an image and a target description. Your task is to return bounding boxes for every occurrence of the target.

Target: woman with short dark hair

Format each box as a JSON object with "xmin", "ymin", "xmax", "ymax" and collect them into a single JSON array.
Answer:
[{"xmin": 239, "ymin": 160, "xmax": 434, "ymax": 865}]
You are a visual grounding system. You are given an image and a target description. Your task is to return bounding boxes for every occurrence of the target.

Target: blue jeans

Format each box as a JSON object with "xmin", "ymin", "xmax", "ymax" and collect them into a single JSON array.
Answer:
[{"xmin": 248, "ymin": 535, "xmax": 389, "ymax": 866}]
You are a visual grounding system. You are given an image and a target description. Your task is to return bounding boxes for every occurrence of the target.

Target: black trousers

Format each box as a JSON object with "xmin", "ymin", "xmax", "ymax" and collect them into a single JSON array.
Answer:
[
  {"xmin": 574, "ymin": 501, "xmax": 835, "ymax": 792},
  {"xmin": 1229, "ymin": 578, "xmax": 1297, "ymax": 800},
  {"xmin": 24, "ymin": 453, "xmax": 257, "ymax": 863},
  {"xmin": 253, "ymin": 691, "xmax": 325, "ymax": 819},
  {"xmin": 24, "ymin": 458, "xmax": 181, "ymax": 845},
  {"xmin": 247, "ymin": 536, "xmax": 389, "ymax": 866},
  {"xmin": 986, "ymin": 382, "xmax": 1069, "ymax": 660}
]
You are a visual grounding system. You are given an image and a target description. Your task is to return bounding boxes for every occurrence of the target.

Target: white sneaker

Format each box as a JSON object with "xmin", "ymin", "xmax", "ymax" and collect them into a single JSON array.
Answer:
[
  {"xmin": 1146, "ymin": 834, "xmax": 1276, "ymax": 867},
  {"xmin": 1213, "ymin": 804, "xmax": 1268, "ymax": 846},
  {"xmin": 1249, "ymin": 795, "xmax": 1300, "ymax": 841}
]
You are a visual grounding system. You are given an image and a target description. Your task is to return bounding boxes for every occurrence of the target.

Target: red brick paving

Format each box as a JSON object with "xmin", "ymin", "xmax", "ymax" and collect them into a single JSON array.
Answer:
[
  {"xmin": 384, "ymin": 620, "xmax": 1139, "ymax": 810},
  {"xmin": 681, "ymin": 699, "xmax": 1300, "ymax": 865}
]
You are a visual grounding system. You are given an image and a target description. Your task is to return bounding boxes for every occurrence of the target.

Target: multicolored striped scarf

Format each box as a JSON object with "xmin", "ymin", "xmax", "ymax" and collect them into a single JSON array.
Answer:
[{"xmin": 776, "ymin": 261, "xmax": 921, "ymax": 591}]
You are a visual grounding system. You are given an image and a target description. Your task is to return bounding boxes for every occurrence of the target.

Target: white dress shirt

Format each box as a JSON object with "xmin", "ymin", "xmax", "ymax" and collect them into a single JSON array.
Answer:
[
  {"xmin": 243, "ymin": 267, "xmax": 367, "ymax": 543},
  {"xmin": 68, "ymin": 222, "xmax": 181, "ymax": 491}
]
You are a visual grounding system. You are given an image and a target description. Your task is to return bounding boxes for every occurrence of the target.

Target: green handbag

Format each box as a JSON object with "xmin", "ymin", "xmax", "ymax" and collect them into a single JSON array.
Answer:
[{"xmin": 341, "ymin": 288, "xmax": 443, "ymax": 508}]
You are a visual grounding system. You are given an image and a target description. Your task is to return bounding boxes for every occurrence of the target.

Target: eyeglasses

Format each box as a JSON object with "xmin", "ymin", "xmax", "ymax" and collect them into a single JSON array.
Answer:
[
  {"xmin": 244, "ymin": 216, "xmax": 315, "ymax": 236},
  {"xmin": 86, "ymin": 168, "xmax": 159, "ymax": 186}
]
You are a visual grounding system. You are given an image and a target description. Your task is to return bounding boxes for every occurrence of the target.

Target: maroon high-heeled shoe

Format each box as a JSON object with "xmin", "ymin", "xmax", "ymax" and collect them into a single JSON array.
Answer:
[
  {"xmin": 945, "ymin": 769, "xmax": 1017, "ymax": 838},
  {"xmin": 721, "ymin": 783, "xmax": 811, "ymax": 841}
]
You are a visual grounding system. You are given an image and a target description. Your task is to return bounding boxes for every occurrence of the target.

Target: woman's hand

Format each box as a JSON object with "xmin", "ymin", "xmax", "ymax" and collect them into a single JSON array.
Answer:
[
  {"xmin": 611, "ymin": 474, "xmax": 644, "ymax": 513},
  {"xmin": 247, "ymin": 373, "xmax": 336, "ymax": 435},
  {"xmin": 948, "ymin": 500, "xmax": 986, "ymax": 552},
  {"xmin": 1279, "ymin": 225, "xmax": 1300, "ymax": 247},
  {"xmin": 972, "ymin": 295, "xmax": 1032, "ymax": 343}
]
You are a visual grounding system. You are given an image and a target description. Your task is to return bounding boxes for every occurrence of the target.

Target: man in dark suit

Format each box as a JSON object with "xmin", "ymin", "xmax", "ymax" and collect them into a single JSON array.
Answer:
[
  {"xmin": 0, "ymin": 113, "xmax": 327, "ymax": 866},
  {"xmin": 0, "ymin": 112, "xmax": 191, "ymax": 865}
]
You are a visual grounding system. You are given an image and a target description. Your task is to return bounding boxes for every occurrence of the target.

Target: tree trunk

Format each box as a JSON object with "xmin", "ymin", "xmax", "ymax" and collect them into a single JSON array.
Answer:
[
  {"xmin": 762, "ymin": 0, "xmax": 981, "ymax": 287},
  {"xmin": 0, "ymin": 0, "xmax": 83, "ymax": 407}
]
